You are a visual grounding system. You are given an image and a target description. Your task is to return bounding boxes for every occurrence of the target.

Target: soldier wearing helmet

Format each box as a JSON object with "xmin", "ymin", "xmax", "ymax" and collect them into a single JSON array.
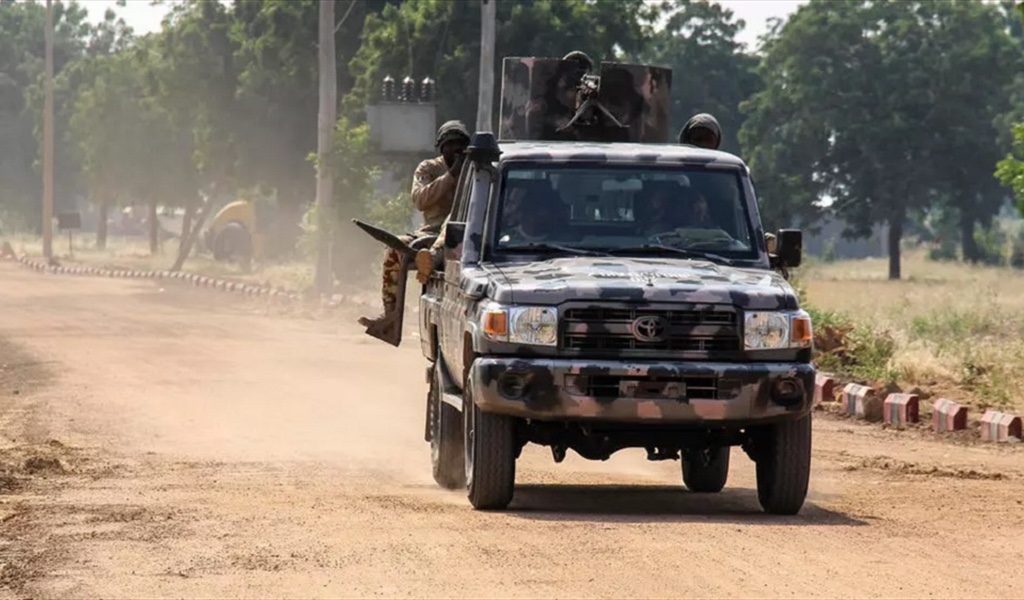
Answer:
[
  {"xmin": 359, "ymin": 120, "xmax": 470, "ymax": 332},
  {"xmin": 678, "ymin": 113, "xmax": 722, "ymax": 150}
]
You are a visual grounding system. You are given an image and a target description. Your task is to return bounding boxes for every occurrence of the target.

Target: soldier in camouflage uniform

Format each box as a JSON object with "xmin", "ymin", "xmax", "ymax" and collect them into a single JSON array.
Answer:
[{"xmin": 360, "ymin": 120, "xmax": 470, "ymax": 332}]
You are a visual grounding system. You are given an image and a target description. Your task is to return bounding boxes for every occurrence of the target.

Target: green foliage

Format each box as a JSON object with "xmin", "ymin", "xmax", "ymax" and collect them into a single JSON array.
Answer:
[
  {"xmin": 0, "ymin": 0, "xmax": 99, "ymax": 227},
  {"xmin": 743, "ymin": 0, "xmax": 1023, "ymax": 275},
  {"xmin": 365, "ymin": 191, "xmax": 414, "ymax": 234},
  {"xmin": 972, "ymin": 222, "xmax": 1008, "ymax": 266},
  {"xmin": 1010, "ymin": 229, "xmax": 1024, "ymax": 268},
  {"xmin": 996, "ymin": 123, "xmax": 1024, "ymax": 214},
  {"xmin": 805, "ymin": 303, "xmax": 899, "ymax": 385}
]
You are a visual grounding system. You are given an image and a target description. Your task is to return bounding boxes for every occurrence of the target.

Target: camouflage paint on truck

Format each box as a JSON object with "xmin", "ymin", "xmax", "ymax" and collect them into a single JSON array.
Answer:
[{"xmin": 471, "ymin": 358, "xmax": 814, "ymax": 423}]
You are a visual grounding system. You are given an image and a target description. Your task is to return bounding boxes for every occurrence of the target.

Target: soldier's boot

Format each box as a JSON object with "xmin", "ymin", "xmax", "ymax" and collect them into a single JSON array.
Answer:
[{"xmin": 358, "ymin": 306, "xmax": 399, "ymax": 334}]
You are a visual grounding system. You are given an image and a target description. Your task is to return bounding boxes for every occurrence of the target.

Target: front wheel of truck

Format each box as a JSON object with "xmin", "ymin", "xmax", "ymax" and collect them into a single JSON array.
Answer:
[
  {"xmin": 463, "ymin": 378, "xmax": 516, "ymax": 510},
  {"xmin": 429, "ymin": 362, "xmax": 465, "ymax": 490},
  {"xmin": 754, "ymin": 413, "xmax": 812, "ymax": 515}
]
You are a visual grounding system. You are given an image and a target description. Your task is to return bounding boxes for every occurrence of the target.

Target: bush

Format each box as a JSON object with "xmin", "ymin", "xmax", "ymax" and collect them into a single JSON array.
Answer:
[
  {"xmin": 973, "ymin": 222, "xmax": 1007, "ymax": 266},
  {"xmin": 1009, "ymin": 229, "xmax": 1024, "ymax": 268},
  {"xmin": 805, "ymin": 304, "xmax": 899, "ymax": 384}
]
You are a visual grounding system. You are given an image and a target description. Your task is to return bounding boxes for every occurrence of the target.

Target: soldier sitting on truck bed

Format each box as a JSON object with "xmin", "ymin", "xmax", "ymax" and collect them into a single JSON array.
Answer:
[{"xmin": 360, "ymin": 121, "xmax": 470, "ymax": 332}]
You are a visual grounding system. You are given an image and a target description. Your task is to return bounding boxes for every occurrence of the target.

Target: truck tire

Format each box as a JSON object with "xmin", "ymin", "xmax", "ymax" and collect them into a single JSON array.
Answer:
[
  {"xmin": 682, "ymin": 447, "xmax": 730, "ymax": 493},
  {"xmin": 429, "ymin": 362, "xmax": 464, "ymax": 489},
  {"xmin": 755, "ymin": 413, "xmax": 812, "ymax": 515},
  {"xmin": 463, "ymin": 378, "xmax": 516, "ymax": 510}
]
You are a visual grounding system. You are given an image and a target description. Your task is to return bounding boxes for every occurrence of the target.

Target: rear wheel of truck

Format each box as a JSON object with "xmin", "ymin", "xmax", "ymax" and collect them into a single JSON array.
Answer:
[
  {"xmin": 429, "ymin": 362, "xmax": 465, "ymax": 489},
  {"xmin": 754, "ymin": 413, "xmax": 812, "ymax": 515},
  {"xmin": 463, "ymin": 378, "xmax": 516, "ymax": 510},
  {"xmin": 682, "ymin": 447, "xmax": 730, "ymax": 493}
]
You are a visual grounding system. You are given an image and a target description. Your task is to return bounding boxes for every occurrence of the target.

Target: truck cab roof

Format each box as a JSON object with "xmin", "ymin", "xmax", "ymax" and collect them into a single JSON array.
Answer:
[{"xmin": 494, "ymin": 140, "xmax": 748, "ymax": 170}]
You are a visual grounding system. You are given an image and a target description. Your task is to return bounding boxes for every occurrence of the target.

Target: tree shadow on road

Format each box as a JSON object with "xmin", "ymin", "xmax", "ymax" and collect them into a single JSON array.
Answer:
[{"xmin": 505, "ymin": 484, "xmax": 867, "ymax": 526}]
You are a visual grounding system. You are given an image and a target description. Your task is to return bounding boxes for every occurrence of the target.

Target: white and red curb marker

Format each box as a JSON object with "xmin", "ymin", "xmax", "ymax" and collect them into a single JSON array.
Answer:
[
  {"xmin": 980, "ymin": 410, "xmax": 1022, "ymax": 443},
  {"xmin": 13, "ymin": 255, "xmax": 296, "ymax": 302},
  {"xmin": 883, "ymin": 393, "xmax": 919, "ymax": 428},
  {"xmin": 841, "ymin": 383, "xmax": 880, "ymax": 421},
  {"xmin": 814, "ymin": 374, "xmax": 836, "ymax": 404},
  {"xmin": 932, "ymin": 398, "xmax": 968, "ymax": 433}
]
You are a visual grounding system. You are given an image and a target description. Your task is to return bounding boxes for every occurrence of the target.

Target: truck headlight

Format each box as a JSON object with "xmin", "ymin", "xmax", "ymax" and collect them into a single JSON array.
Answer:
[
  {"xmin": 744, "ymin": 310, "xmax": 813, "ymax": 350},
  {"xmin": 481, "ymin": 304, "xmax": 558, "ymax": 346}
]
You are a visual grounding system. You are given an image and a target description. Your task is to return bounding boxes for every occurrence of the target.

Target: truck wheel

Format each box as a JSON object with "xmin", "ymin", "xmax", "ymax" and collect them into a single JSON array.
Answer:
[
  {"xmin": 682, "ymin": 447, "xmax": 730, "ymax": 493},
  {"xmin": 429, "ymin": 363, "xmax": 464, "ymax": 489},
  {"xmin": 754, "ymin": 414, "xmax": 812, "ymax": 515},
  {"xmin": 463, "ymin": 378, "xmax": 515, "ymax": 510}
]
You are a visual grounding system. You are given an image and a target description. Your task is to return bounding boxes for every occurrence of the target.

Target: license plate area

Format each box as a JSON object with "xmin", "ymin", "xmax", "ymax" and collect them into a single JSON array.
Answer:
[
  {"xmin": 565, "ymin": 374, "xmax": 716, "ymax": 400},
  {"xmin": 619, "ymin": 379, "xmax": 687, "ymax": 400}
]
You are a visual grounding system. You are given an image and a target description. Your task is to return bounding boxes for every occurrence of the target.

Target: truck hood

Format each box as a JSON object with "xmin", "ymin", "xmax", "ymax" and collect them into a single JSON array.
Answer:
[{"xmin": 489, "ymin": 257, "xmax": 798, "ymax": 310}]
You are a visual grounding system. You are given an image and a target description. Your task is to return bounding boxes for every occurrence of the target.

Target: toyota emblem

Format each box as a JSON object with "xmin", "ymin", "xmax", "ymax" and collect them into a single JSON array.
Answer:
[{"xmin": 631, "ymin": 315, "xmax": 669, "ymax": 343}]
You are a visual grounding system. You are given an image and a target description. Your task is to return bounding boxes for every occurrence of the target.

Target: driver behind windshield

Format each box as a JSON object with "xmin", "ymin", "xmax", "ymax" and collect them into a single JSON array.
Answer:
[
  {"xmin": 681, "ymin": 186, "xmax": 714, "ymax": 229},
  {"xmin": 638, "ymin": 181, "xmax": 687, "ymax": 235},
  {"xmin": 498, "ymin": 184, "xmax": 567, "ymax": 245}
]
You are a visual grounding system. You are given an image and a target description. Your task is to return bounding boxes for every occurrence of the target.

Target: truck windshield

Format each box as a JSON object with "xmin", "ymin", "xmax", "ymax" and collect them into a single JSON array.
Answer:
[{"xmin": 492, "ymin": 164, "xmax": 758, "ymax": 260}]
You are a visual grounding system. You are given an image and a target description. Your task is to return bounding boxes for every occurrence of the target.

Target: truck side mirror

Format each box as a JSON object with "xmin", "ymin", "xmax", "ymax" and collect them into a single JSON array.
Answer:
[
  {"xmin": 444, "ymin": 221, "xmax": 466, "ymax": 249},
  {"xmin": 776, "ymin": 229, "xmax": 802, "ymax": 268}
]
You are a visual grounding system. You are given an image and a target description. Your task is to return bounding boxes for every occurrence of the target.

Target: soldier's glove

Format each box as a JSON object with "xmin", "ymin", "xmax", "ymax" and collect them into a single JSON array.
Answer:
[{"xmin": 448, "ymin": 153, "xmax": 465, "ymax": 177}]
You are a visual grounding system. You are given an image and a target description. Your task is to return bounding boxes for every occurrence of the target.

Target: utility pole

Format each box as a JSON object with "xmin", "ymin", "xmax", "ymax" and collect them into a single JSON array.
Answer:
[
  {"xmin": 314, "ymin": 0, "xmax": 337, "ymax": 295},
  {"xmin": 42, "ymin": 0, "xmax": 54, "ymax": 260},
  {"xmin": 476, "ymin": 0, "xmax": 496, "ymax": 132}
]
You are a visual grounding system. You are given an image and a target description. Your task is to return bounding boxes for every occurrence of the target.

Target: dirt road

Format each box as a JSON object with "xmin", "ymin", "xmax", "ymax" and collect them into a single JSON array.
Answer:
[{"xmin": 0, "ymin": 263, "xmax": 1022, "ymax": 599}]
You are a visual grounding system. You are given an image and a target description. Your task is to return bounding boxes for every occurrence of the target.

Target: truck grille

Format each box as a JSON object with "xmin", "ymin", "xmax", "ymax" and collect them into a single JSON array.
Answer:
[{"xmin": 560, "ymin": 305, "xmax": 740, "ymax": 357}]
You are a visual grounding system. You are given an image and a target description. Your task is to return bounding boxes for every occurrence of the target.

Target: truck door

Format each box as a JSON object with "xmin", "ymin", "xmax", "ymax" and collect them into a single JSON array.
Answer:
[{"xmin": 438, "ymin": 162, "xmax": 478, "ymax": 385}]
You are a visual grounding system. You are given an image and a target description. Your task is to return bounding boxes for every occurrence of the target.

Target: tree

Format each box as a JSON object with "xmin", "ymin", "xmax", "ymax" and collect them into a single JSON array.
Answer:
[
  {"xmin": 996, "ymin": 124, "xmax": 1024, "ymax": 212},
  {"xmin": 638, "ymin": 0, "xmax": 760, "ymax": 154},
  {"xmin": 0, "ymin": 0, "xmax": 94, "ymax": 231},
  {"xmin": 229, "ymin": 0, "xmax": 391, "ymax": 252},
  {"xmin": 917, "ymin": 0, "xmax": 1021, "ymax": 263},
  {"xmin": 741, "ymin": 0, "xmax": 1020, "ymax": 278},
  {"xmin": 143, "ymin": 0, "xmax": 240, "ymax": 269}
]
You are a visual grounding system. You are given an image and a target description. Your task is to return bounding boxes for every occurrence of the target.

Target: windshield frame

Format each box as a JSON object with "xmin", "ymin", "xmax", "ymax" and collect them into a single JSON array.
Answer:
[{"xmin": 483, "ymin": 159, "xmax": 764, "ymax": 265}]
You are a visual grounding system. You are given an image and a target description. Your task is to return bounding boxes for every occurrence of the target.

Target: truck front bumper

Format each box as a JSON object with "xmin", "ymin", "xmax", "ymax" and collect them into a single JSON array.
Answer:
[{"xmin": 469, "ymin": 358, "xmax": 815, "ymax": 425}]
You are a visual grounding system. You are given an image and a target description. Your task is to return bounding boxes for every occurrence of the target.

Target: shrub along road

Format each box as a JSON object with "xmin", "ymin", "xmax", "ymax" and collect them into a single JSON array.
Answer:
[{"xmin": 0, "ymin": 262, "xmax": 1021, "ymax": 599}]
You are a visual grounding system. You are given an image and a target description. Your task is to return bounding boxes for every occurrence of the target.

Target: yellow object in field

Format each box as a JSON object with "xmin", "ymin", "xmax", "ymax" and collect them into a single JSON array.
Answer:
[{"xmin": 207, "ymin": 199, "xmax": 265, "ymax": 261}]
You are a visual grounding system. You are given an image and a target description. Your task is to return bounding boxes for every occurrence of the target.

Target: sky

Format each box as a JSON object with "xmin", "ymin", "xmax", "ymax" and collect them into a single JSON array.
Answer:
[{"xmin": 80, "ymin": 0, "xmax": 809, "ymax": 52}]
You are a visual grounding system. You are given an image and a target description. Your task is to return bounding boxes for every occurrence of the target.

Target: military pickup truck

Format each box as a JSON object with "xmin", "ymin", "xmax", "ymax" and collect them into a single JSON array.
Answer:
[{"xmin": 355, "ymin": 53, "xmax": 814, "ymax": 515}]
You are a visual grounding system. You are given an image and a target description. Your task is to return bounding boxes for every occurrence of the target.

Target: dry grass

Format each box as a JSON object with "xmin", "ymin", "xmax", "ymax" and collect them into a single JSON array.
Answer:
[{"xmin": 800, "ymin": 249, "xmax": 1024, "ymax": 413}]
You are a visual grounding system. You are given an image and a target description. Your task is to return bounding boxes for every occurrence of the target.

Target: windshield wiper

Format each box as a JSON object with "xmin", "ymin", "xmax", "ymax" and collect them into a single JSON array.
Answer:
[
  {"xmin": 500, "ymin": 243, "xmax": 610, "ymax": 257},
  {"xmin": 605, "ymin": 244, "xmax": 734, "ymax": 264}
]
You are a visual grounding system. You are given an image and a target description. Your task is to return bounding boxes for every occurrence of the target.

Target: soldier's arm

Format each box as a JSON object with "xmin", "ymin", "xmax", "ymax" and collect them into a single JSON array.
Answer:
[
  {"xmin": 411, "ymin": 162, "xmax": 458, "ymax": 213},
  {"xmin": 431, "ymin": 218, "xmax": 447, "ymax": 250}
]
